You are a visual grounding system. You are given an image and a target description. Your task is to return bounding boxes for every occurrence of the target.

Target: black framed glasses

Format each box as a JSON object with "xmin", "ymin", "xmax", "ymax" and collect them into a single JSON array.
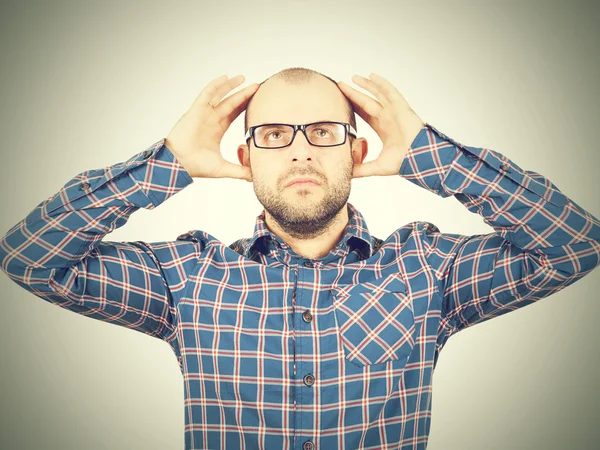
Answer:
[{"xmin": 245, "ymin": 121, "xmax": 357, "ymax": 149}]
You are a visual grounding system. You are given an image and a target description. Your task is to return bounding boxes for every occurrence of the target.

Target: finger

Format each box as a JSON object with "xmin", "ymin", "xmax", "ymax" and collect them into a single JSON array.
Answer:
[
  {"xmin": 219, "ymin": 82, "xmax": 260, "ymax": 127},
  {"xmin": 351, "ymin": 160, "xmax": 380, "ymax": 179},
  {"xmin": 368, "ymin": 73, "xmax": 410, "ymax": 109},
  {"xmin": 218, "ymin": 159, "xmax": 253, "ymax": 182},
  {"xmin": 189, "ymin": 74, "xmax": 229, "ymax": 112},
  {"xmin": 337, "ymin": 81, "xmax": 383, "ymax": 128},
  {"xmin": 208, "ymin": 74, "xmax": 247, "ymax": 106},
  {"xmin": 351, "ymin": 74, "xmax": 389, "ymax": 106}
]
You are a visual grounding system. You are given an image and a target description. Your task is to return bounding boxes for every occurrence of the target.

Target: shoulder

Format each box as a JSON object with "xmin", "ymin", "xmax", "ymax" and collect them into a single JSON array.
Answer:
[{"xmin": 380, "ymin": 220, "xmax": 470, "ymax": 256}]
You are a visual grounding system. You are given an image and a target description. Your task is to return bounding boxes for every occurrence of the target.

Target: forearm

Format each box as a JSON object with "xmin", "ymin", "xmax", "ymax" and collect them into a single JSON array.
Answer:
[
  {"xmin": 0, "ymin": 137, "xmax": 193, "ymax": 286},
  {"xmin": 400, "ymin": 123, "xmax": 600, "ymax": 275}
]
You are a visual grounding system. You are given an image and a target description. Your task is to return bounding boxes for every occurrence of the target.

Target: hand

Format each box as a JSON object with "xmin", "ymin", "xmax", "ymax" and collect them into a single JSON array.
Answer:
[
  {"xmin": 337, "ymin": 73, "xmax": 426, "ymax": 179},
  {"xmin": 165, "ymin": 74, "xmax": 259, "ymax": 181}
]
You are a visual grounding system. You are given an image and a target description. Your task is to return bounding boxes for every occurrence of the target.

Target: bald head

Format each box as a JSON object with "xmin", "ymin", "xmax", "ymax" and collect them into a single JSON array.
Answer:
[{"xmin": 244, "ymin": 67, "xmax": 357, "ymax": 147}]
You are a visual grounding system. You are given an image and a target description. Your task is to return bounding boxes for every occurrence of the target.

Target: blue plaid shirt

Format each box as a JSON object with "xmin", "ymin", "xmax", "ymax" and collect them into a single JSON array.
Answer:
[{"xmin": 1, "ymin": 123, "xmax": 598, "ymax": 449}]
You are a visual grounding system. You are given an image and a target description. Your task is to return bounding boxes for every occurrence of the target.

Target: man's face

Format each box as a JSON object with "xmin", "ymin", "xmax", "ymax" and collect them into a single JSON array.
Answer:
[{"xmin": 238, "ymin": 77, "xmax": 368, "ymax": 239}]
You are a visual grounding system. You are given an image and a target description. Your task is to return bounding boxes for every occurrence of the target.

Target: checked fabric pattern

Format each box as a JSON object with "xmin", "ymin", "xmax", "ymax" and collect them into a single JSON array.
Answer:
[{"xmin": 1, "ymin": 123, "xmax": 599, "ymax": 450}]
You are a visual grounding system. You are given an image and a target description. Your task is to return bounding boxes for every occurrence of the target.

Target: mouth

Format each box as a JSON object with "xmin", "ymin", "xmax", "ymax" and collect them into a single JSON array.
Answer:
[
  {"xmin": 287, "ymin": 180, "xmax": 320, "ymax": 188},
  {"xmin": 285, "ymin": 176, "xmax": 321, "ymax": 188}
]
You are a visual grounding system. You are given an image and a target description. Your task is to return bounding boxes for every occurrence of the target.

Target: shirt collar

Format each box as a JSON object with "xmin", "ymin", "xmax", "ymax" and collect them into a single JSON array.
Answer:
[{"xmin": 240, "ymin": 202, "xmax": 374, "ymax": 258}]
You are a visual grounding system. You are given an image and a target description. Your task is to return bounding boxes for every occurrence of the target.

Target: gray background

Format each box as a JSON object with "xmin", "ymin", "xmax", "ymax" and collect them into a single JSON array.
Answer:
[{"xmin": 0, "ymin": 0, "xmax": 599, "ymax": 448}]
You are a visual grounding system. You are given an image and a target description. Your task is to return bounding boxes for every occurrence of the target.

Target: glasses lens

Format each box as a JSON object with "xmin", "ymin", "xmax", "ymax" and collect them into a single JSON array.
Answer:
[
  {"xmin": 254, "ymin": 122, "xmax": 346, "ymax": 148},
  {"xmin": 255, "ymin": 124, "xmax": 295, "ymax": 148},
  {"xmin": 306, "ymin": 122, "xmax": 346, "ymax": 146}
]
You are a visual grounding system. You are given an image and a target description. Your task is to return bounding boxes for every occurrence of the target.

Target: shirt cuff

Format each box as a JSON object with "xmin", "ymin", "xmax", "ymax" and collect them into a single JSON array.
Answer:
[
  {"xmin": 399, "ymin": 123, "xmax": 458, "ymax": 194},
  {"xmin": 129, "ymin": 138, "xmax": 194, "ymax": 207}
]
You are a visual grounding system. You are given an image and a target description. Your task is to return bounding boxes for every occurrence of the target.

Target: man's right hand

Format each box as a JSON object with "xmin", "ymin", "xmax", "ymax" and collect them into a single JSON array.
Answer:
[{"xmin": 165, "ymin": 74, "xmax": 259, "ymax": 182}]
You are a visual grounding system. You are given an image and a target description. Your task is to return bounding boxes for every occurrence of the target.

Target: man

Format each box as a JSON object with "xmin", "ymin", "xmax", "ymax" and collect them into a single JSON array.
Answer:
[{"xmin": 1, "ymin": 67, "xmax": 598, "ymax": 450}]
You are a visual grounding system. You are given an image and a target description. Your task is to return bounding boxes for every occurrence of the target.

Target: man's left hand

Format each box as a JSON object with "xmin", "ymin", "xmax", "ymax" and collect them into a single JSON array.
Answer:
[{"xmin": 337, "ymin": 73, "xmax": 425, "ymax": 179}]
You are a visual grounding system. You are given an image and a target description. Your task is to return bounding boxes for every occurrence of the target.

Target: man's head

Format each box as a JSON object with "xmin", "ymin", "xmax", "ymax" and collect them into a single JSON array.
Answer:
[{"xmin": 237, "ymin": 67, "xmax": 368, "ymax": 240}]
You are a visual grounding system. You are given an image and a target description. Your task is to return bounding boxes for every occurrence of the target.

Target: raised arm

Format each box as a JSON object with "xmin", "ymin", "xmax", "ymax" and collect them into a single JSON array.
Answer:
[
  {"xmin": 400, "ymin": 123, "xmax": 600, "ymax": 334},
  {"xmin": 0, "ymin": 74, "xmax": 259, "ymax": 340},
  {"xmin": 0, "ymin": 139, "xmax": 197, "ymax": 339},
  {"xmin": 337, "ymin": 72, "xmax": 600, "ymax": 338}
]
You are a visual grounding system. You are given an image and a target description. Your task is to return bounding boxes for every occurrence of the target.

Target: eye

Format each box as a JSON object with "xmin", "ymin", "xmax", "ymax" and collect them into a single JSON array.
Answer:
[
  {"xmin": 314, "ymin": 128, "xmax": 331, "ymax": 137},
  {"xmin": 266, "ymin": 130, "xmax": 285, "ymax": 140}
]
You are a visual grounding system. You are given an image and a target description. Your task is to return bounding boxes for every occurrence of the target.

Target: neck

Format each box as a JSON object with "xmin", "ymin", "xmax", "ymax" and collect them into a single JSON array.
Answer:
[{"xmin": 264, "ymin": 205, "xmax": 349, "ymax": 260}]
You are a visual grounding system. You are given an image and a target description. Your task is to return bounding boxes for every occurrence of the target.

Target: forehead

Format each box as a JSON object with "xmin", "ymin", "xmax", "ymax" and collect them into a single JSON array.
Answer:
[{"xmin": 249, "ymin": 78, "xmax": 347, "ymax": 125}]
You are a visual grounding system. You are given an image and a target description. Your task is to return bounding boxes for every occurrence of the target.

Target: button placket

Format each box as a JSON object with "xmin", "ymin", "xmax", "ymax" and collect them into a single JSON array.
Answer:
[{"xmin": 293, "ymin": 262, "xmax": 317, "ymax": 450}]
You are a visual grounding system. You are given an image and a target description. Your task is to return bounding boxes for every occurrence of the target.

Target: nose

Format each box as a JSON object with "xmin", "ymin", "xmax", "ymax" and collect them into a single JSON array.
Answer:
[{"xmin": 288, "ymin": 127, "xmax": 315, "ymax": 159}]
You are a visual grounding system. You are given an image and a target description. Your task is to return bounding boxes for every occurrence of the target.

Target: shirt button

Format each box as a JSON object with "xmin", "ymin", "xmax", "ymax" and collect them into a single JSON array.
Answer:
[
  {"xmin": 302, "ymin": 310, "xmax": 312, "ymax": 323},
  {"xmin": 142, "ymin": 150, "xmax": 152, "ymax": 159},
  {"xmin": 303, "ymin": 373, "xmax": 315, "ymax": 386},
  {"xmin": 499, "ymin": 163, "xmax": 511, "ymax": 173},
  {"xmin": 303, "ymin": 261, "xmax": 313, "ymax": 268},
  {"xmin": 79, "ymin": 182, "xmax": 91, "ymax": 190},
  {"xmin": 302, "ymin": 440, "xmax": 315, "ymax": 450}
]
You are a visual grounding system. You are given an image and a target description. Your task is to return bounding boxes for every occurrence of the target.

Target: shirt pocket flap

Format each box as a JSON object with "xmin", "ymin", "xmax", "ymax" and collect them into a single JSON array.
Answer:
[{"xmin": 330, "ymin": 273, "xmax": 415, "ymax": 368}]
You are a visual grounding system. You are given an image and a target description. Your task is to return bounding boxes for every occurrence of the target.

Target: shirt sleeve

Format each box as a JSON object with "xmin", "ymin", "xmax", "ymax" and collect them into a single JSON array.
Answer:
[
  {"xmin": 0, "ymin": 138, "xmax": 201, "ymax": 342},
  {"xmin": 399, "ymin": 123, "xmax": 600, "ymax": 336}
]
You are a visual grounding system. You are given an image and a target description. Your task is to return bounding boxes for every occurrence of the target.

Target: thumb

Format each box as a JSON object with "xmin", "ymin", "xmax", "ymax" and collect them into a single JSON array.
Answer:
[
  {"xmin": 352, "ymin": 160, "xmax": 379, "ymax": 179},
  {"xmin": 220, "ymin": 160, "xmax": 253, "ymax": 182}
]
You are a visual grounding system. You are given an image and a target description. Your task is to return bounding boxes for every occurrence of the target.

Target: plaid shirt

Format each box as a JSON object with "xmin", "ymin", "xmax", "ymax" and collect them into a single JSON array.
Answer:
[{"xmin": 1, "ymin": 123, "xmax": 599, "ymax": 450}]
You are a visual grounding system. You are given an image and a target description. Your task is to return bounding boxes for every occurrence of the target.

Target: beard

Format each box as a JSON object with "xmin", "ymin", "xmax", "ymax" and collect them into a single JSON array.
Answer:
[{"xmin": 252, "ymin": 157, "xmax": 353, "ymax": 240}]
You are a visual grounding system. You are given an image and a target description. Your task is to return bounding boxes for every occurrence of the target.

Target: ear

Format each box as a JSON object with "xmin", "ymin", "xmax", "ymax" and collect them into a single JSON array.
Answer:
[
  {"xmin": 351, "ymin": 137, "xmax": 368, "ymax": 165},
  {"xmin": 238, "ymin": 143, "xmax": 250, "ymax": 167}
]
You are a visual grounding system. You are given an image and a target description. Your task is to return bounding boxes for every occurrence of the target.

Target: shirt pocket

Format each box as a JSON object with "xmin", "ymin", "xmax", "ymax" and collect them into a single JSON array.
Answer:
[{"xmin": 330, "ymin": 273, "xmax": 416, "ymax": 368}]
